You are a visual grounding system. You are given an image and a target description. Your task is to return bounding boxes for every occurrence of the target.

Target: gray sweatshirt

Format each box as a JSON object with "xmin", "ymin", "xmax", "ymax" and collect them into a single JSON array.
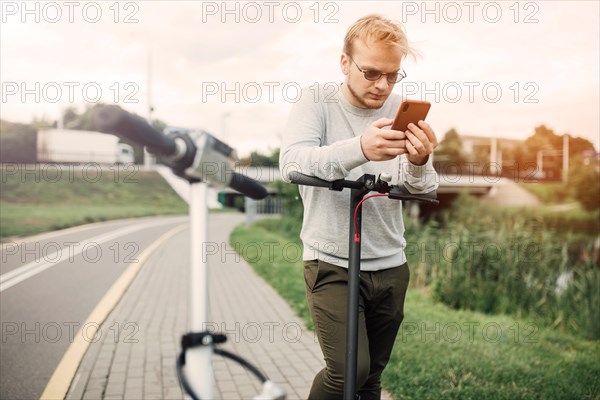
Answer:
[{"xmin": 279, "ymin": 83, "xmax": 439, "ymax": 271}]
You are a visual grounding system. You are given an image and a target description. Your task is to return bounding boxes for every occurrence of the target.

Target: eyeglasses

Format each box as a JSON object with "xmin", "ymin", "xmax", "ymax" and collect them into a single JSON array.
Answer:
[{"xmin": 349, "ymin": 56, "xmax": 407, "ymax": 84}]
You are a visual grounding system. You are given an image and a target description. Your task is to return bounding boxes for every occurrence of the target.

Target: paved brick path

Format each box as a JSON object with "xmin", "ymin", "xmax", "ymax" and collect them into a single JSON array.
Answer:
[{"xmin": 65, "ymin": 214, "xmax": 325, "ymax": 400}]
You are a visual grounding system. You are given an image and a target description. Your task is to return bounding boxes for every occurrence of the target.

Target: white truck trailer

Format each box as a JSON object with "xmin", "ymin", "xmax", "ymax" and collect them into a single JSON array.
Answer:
[{"xmin": 37, "ymin": 129, "xmax": 134, "ymax": 164}]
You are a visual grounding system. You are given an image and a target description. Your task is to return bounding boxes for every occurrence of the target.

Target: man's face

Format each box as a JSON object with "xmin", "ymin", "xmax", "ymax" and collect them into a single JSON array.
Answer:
[{"xmin": 340, "ymin": 39, "xmax": 403, "ymax": 109}]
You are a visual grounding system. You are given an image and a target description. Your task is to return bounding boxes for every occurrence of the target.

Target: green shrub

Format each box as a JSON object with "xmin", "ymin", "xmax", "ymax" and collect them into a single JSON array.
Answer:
[
  {"xmin": 408, "ymin": 195, "xmax": 600, "ymax": 339},
  {"xmin": 571, "ymin": 165, "xmax": 600, "ymax": 211}
]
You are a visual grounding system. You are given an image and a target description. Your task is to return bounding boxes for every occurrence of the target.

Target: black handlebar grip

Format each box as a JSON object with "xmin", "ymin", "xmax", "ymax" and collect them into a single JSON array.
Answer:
[
  {"xmin": 389, "ymin": 185, "xmax": 439, "ymax": 204},
  {"xmin": 230, "ymin": 172, "xmax": 268, "ymax": 200},
  {"xmin": 287, "ymin": 171, "xmax": 331, "ymax": 188},
  {"xmin": 93, "ymin": 105, "xmax": 177, "ymax": 157}
]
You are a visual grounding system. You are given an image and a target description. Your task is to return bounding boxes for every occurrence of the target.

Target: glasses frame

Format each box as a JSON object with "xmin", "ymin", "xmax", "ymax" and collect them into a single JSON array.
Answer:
[{"xmin": 348, "ymin": 55, "xmax": 407, "ymax": 84}]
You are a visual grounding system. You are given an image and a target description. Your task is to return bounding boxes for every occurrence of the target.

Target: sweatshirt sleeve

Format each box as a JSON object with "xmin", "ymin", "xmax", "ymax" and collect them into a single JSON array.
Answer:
[
  {"xmin": 399, "ymin": 155, "xmax": 439, "ymax": 194},
  {"xmin": 279, "ymin": 87, "xmax": 368, "ymax": 182}
]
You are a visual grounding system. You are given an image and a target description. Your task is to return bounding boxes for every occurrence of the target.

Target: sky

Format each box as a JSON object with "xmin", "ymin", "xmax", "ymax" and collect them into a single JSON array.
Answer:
[{"xmin": 1, "ymin": 0, "xmax": 599, "ymax": 157}]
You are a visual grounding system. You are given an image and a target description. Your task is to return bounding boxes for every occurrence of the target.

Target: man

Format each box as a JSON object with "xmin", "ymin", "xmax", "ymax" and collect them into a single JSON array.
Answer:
[{"xmin": 279, "ymin": 14, "xmax": 439, "ymax": 399}]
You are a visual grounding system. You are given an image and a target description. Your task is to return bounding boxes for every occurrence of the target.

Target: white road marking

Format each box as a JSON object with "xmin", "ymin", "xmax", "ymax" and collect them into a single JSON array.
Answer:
[{"xmin": 0, "ymin": 217, "xmax": 184, "ymax": 293}]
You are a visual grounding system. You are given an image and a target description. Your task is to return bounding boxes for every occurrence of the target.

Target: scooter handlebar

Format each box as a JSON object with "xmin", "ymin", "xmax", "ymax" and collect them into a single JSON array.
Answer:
[
  {"xmin": 287, "ymin": 171, "xmax": 439, "ymax": 204},
  {"xmin": 287, "ymin": 171, "xmax": 331, "ymax": 188},
  {"xmin": 93, "ymin": 105, "xmax": 177, "ymax": 157}
]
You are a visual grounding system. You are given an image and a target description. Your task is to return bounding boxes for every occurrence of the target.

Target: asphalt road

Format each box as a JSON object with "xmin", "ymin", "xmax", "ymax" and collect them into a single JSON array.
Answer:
[{"xmin": 0, "ymin": 216, "xmax": 187, "ymax": 400}]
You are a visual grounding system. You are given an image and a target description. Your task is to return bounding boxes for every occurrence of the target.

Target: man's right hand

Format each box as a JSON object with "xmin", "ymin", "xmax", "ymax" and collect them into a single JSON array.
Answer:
[{"xmin": 359, "ymin": 118, "xmax": 408, "ymax": 161}]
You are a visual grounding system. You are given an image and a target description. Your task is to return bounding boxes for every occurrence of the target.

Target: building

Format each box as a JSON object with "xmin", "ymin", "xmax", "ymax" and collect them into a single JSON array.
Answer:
[{"xmin": 458, "ymin": 135, "xmax": 524, "ymax": 175}]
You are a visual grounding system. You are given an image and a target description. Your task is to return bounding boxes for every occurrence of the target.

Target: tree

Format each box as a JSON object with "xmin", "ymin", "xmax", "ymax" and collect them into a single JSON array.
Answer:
[
  {"xmin": 59, "ymin": 104, "xmax": 94, "ymax": 130},
  {"xmin": 517, "ymin": 125, "xmax": 597, "ymax": 181},
  {"xmin": 62, "ymin": 106, "xmax": 80, "ymax": 128},
  {"xmin": 515, "ymin": 125, "xmax": 557, "ymax": 169},
  {"xmin": 0, "ymin": 120, "xmax": 37, "ymax": 163},
  {"xmin": 239, "ymin": 148, "xmax": 280, "ymax": 167},
  {"xmin": 570, "ymin": 162, "xmax": 600, "ymax": 211},
  {"xmin": 525, "ymin": 125, "xmax": 557, "ymax": 152},
  {"xmin": 524, "ymin": 125, "xmax": 595, "ymax": 161},
  {"xmin": 568, "ymin": 135, "xmax": 596, "ymax": 159},
  {"xmin": 31, "ymin": 116, "xmax": 56, "ymax": 129},
  {"xmin": 151, "ymin": 119, "xmax": 167, "ymax": 133},
  {"xmin": 435, "ymin": 128, "xmax": 466, "ymax": 164}
]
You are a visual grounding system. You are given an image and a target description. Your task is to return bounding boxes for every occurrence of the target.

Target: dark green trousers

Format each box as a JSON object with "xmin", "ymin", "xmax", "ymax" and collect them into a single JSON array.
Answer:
[{"xmin": 304, "ymin": 259, "xmax": 410, "ymax": 400}]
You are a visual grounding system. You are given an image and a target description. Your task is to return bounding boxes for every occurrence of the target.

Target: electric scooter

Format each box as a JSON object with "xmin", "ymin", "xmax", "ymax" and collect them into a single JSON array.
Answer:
[{"xmin": 287, "ymin": 170, "xmax": 438, "ymax": 400}]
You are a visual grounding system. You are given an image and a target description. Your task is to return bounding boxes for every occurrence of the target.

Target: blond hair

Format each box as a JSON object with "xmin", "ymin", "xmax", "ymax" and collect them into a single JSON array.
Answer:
[{"xmin": 343, "ymin": 14, "xmax": 416, "ymax": 59}]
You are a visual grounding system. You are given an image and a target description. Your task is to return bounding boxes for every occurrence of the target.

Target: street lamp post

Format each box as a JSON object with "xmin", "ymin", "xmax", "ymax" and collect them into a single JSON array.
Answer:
[
  {"xmin": 563, "ymin": 134, "xmax": 569, "ymax": 183},
  {"xmin": 221, "ymin": 112, "xmax": 231, "ymax": 141}
]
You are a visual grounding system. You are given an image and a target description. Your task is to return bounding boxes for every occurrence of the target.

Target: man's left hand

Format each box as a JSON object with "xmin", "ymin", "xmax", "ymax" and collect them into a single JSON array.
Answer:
[{"xmin": 405, "ymin": 121, "xmax": 439, "ymax": 166}]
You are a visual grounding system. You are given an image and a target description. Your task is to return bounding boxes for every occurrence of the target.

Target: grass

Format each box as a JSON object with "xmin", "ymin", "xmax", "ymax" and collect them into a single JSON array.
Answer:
[
  {"xmin": 385, "ymin": 289, "xmax": 600, "ymax": 399},
  {"xmin": 230, "ymin": 218, "xmax": 600, "ymax": 400},
  {"xmin": 518, "ymin": 182, "xmax": 574, "ymax": 204},
  {"xmin": 0, "ymin": 163, "xmax": 188, "ymax": 238},
  {"xmin": 534, "ymin": 205, "xmax": 600, "ymax": 236}
]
